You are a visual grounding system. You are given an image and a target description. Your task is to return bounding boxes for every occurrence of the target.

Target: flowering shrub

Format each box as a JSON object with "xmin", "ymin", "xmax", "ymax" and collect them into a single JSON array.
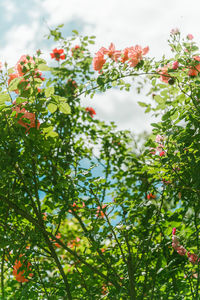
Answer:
[{"xmin": 0, "ymin": 26, "xmax": 200, "ymax": 299}]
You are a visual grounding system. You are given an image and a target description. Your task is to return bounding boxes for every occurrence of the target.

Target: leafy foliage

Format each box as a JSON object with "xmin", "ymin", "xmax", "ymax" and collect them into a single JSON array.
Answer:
[{"xmin": 0, "ymin": 28, "xmax": 199, "ymax": 299}]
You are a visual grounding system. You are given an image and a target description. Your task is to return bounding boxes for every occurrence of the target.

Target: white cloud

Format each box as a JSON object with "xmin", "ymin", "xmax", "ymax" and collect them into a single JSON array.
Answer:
[
  {"xmin": 1, "ymin": 0, "xmax": 16, "ymax": 21},
  {"xmin": 81, "ymin": 89, "xmax": 157, "ymax": 134},
  {"xmin": 0, "ymin": 22, "xmax": 40, "ymax": 66}
]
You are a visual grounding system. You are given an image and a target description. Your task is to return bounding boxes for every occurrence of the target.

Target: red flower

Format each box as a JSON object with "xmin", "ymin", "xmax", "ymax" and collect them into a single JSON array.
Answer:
[
  {"xmin": 172, "ymin": 227, "xmax": 176, "ymax": 235},
  {"xmin": 147, "ymin": 193, "xmax": 156, "ymax": 200},
  {"xmin": 85, "ymin": 107, "xmax": 96, "ymax": 118},
  {"xmin": 159, "ymin": 150, "xmax": 166, "ymax": 157},
  {"xmin": 50, "ymin": 48, "xmax": 66, "ymax": 61}
]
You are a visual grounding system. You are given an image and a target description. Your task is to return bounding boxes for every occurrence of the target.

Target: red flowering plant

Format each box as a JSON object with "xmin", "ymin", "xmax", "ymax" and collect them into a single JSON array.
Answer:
[{"xmin": 0, "ymin": 25, "xmax": 200, "ymax": 300}]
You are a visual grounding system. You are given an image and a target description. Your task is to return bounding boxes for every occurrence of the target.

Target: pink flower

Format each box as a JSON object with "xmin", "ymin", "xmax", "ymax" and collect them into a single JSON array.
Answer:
[
  {"xmin": 99, "ymin": 43, "xmax": 121, "ymax": 61},
  {"xmin": 157, "ymin": 65, "xmax": 171, "ymax": 83},
  {"xmin": 172, "ymin": 234, "xmax": 187, "ymax": 256},
  {"xmin": 127, "ymin": 45, "xmax": 149, "ymax": 67},
  {"xmin": 156, "ymin": 144, "xmax": 164, "ymax": 152},
  {"xmin": 96, "ymin": 204, "xmax": 107, "ymax": 218},
  {"xmin": 16, "ymin": 55, "xmax": 35, "ymax": 76},
  {"xmin": 120, "ymin": 45, "xmax": 149, "ymax": 66},
  {"xmin": 187, "ymin": 252, "xmax": 199, "ymax": 264},
  {"xmin": 155, "ymin": 134, "xmax": 164, "ymax": 143},
  {"xmin": 177, "ymin": 246, "xmax": 187, "ymax": 256},
  {"xmin": 149, "ymin": 148, "xmax": 156, "ymax": 155},
  {"xmin": 188, "ymin": 56, "xmax": 200, "ymax": 76},
  {"xmin": 67, "ymin": 237, "xmax": 81, "ymax": 249},
  {"xmin": 187, "ymin": 34, "xmax": 194, "ymax": 40},
  {"xmin": 172, "ymin": 228, "xmax": 176, "ymax": 235},
  {"xmin": 172, "ymin": 61, "xmax": 179, "ymax": 70},
  {"xmin": 170, "ymin": 28, "xmax": 180, "ymax": 35},
  {"xmin": 93, "ymin": 51, "xmax": 106, "ymax": 72},
  {"xmin": 12, "ymin": 102, "xmax": 40, "ymax": 133},
  {"xmin": 85, "ymin": 107, "xmax": 96, "ymax": 118},
  {"xmin": 121, "ymin": 47, "xmax": 130, "ymax": 63}
]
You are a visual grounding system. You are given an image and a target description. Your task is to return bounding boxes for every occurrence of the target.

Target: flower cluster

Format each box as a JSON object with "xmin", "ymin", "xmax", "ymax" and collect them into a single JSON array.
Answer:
[
  {"xmin": 93, "ymin": 43, "xmax": 149, "ymax": 73},
  {"xmin": 8, "ymin": 55, "xmax": 44, "ymax": 94},
  {"xmin": 13, "ymin": 255, "xmax": 33, "ymax": 283},
  {"xmin": 158, "ymin": 64, "xmax": 171, "ymax": 83},
  {"xmin": 96, "ymin": 204, "xmax": 107, "ymax": 218},
  {"xmin": 50, "ymin": 233, "xmax": 63, "ymax": 248},
  {"xmin": 68, "ymin": 201, "xmax": 85, "ymax": 213},
  {"xmin": 12, "ymin": 100, "xmax": 40, "ymax": 133},
  {"xmin": 50, "ymin": 48, "xmax": 66, "ymax": 61},
  {"xmin": 158, "ymin": 52, "xmax": 200, "ymax": 84},
  {"xmin": 150, "ymin": 134, "xmax": 166, "ymax": 157},
  {"xmin": 172, "ymin": 228, "xmax": 199, "ymax": 264},
  {"xmin": 67, "ymin": 237, "xmax": 81, "ymax": 249}
]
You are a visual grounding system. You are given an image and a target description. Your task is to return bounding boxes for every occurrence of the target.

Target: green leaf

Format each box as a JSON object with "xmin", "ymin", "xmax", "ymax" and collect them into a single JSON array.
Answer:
[
  {"xmin": 0, "ymin": 92, "xmax": 11, "ymax": 103},
  {"xmin": 138, "ymin": 101, "xmax": 148, "ymax": 107},
  {"xmin": 45, "ymin": 87, "xmax": 55, "ymax": 98},
  {"xmin": 8, "ymin": 77, "xmax": 22, "ymax": 91},
  {"xmin": 43, "ymin": 126, "xmax": 58, "ymax": 138},
  {"xmin": 170, "ymin": 111, "xmax": 179, "ymax": 120},
  {"xmin": 38, "ymin": 64, "xmax": 51, "ymax": 71},
  {"xmin": 145, "ymin": 105, "xmax": 151, "ymax": 113},
  {"xmin": 7, "ymin": 67, "xmax": 14, "ymax": 75},
  {"xmin": 15, "ymin": 97, "xmax": 26, "ymax": 105},
  {"xmin": 72, "ymin": 30, "xmax": 79, "ymax": 35},
  {"xmin": 58, "ymin": 102, "xmax": 71, "ymax": 114},
  {"xmin": 151, "ymin": 123, "xmax": 161, "ymax": 128},
  {"xmin": 162, "ymin": 111, "xmax": 171, "ymax": 121},
  {"xmin": 47, "ymin": 103, "xmax": 57, "ymax": 113},
  {"xmin": 154, "ymin": 95, "xmax": 165, "ymax": 104}
]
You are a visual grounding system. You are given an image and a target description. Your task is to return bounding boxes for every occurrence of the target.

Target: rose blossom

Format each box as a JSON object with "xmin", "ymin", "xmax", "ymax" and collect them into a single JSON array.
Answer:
[
  {"xmin": 172, "ymin": 61, "xmax": 179, "ymax": 70},
  {"xmin": 170, "ymin": 28, "xmax": 180, "ymax": 35},
  {"xmin": 85, "ymin": 107, "xmax": 96, "ymax": 118},
  {"xmin": 93, "ymin": 50, "xmax": 106, "ymax": 72},
  {"xmin": 99, "ymin": 43, "xmax": 121, "ymax": 61},
  {"xmin": 187, "ymin": 34, "xmax": 194, "ymax": 40}
]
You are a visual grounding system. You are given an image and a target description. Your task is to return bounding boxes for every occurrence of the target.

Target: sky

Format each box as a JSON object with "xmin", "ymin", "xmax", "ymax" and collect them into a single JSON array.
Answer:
[{"xmin": 0, "ymin": 0, "xmax": 200, "ymax": 134}]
